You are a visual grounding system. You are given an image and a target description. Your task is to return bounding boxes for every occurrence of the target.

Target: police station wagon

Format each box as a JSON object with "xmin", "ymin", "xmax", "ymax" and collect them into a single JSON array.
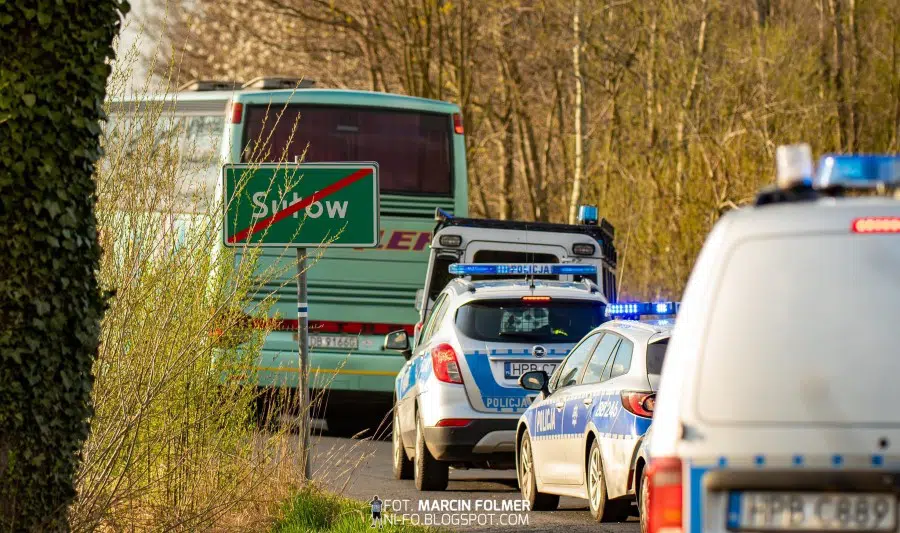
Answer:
[
  {"xmin": 647, "ymin": 147, "xmax": 900, "ymax": 533},
  {"xmin": 383, "ymin": 263, "xmax": 610, "ymax": 491},
  {"xmin": 515, "ymin": 305, "xmax": 675, "ymax": 521}
]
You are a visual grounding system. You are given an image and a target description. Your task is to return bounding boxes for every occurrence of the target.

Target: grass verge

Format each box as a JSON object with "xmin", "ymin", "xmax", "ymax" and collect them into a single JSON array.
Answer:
[{"xmin": 273, "ymin": 488, "xmax": 434, "ymax": 533}]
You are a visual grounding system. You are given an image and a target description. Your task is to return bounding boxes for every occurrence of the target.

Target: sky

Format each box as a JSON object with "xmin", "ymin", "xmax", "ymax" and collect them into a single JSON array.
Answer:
[{"xmin": 117, "ymin": 0, "xmax": 155, "ymax": 90}]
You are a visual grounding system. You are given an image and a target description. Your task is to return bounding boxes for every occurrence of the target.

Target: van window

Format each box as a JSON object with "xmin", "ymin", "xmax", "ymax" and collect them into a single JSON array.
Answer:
[
  {"xmin": 242, "ymin": 105, "xmax": 452, "ymax": 195},
  {"xmin": 697, "ymin": 233, "xmax": 900, "ymax": 425},
  {"xmin": 455, "ymin": 299, "xmax": 607, "ymax": 344},
  {"xmin": 646, "ymin": 338, "xmax": 668, "ymax": 375}
]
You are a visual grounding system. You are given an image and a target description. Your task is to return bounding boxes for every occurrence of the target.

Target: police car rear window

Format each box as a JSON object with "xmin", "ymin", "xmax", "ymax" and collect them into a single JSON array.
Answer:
[
  {"xmin": 697, "ymin": 233, "xmax": 900, "ymax": 425},
  {"xmin": 455, "ymin": 299, "xmax": 606, "ymax": 343},
  {"xmin": 646, "ymin": 338, "xmax": 668, "ymax": 375}
]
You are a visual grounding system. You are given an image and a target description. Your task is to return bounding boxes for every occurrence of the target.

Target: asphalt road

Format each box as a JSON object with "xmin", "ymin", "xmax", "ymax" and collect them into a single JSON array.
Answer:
[{"xmin": 308, "ymin": 425, "xmax": 641, "ymax": 533}]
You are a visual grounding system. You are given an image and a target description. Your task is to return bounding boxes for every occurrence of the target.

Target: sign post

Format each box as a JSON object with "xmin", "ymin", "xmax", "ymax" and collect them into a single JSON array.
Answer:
[{"xmin": 223, "ymin": 162, "xmax": 380, "ymax": 480}]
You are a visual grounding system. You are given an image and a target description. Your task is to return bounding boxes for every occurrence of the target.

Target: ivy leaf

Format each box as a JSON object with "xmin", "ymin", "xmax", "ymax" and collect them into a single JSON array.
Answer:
[{"xmin": 22, "ymin": 94, "xmax": 36, "ymax": 107}]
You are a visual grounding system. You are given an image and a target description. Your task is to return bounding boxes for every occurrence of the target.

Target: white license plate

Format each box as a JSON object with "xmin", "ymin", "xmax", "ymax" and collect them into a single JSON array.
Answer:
[
  {"xmin": 300, "ymin": 334, "xmax": 359, "ymax": 350},
  {"xmin": 728, "ymin": 491, "xmax": 897, "ymax": 531},
  {"xmin": 503, "ymin": 361, "xmax": 558, "ymax": 380}
]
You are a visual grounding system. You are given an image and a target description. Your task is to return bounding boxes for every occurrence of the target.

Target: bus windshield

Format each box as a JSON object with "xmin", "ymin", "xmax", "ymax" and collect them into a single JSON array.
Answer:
[{"xmin": 241, "ymin": 105, "xmax": 452, "ymax": 195}]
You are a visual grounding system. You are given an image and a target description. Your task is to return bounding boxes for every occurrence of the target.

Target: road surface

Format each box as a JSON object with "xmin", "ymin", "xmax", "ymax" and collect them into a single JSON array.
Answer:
[{"xmin": 307, "ymin": 426, "xmax": 641, "ymax": 533}]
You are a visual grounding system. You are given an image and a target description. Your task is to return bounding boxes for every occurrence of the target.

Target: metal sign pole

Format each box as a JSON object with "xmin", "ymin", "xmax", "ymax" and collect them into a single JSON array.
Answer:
[{"xmin": 296, "ymin": 247, "xmax": 311, "ymax": 481}]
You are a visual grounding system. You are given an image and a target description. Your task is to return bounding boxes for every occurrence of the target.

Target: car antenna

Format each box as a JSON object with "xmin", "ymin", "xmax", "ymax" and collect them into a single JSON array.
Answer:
[{"xmin": 525, "ymin": 222, "xmax": 535, "ymax": 292}]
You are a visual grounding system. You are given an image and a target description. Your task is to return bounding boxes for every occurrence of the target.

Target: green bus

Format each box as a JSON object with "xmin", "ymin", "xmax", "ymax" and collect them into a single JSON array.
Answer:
[{"xmin": 111, "ymin": 78, "xmax": 468, "ymax": 435}]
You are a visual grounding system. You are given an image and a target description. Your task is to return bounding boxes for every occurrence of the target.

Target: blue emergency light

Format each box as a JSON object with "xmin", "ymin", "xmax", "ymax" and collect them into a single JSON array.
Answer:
[
  {"xmin": 814, "ymin": 155, "xmax": 900, "ymax": 189},
  {"xmin": 448, "ymin": 263, "xmax": 598, "ymax": 276},
  {"xmin": 577, "ymin": 205, "xmax": 599, "ymax": 225},
  {"xmin": 606, "ymin": 301, "xmax": 680, "ymax": 319}
]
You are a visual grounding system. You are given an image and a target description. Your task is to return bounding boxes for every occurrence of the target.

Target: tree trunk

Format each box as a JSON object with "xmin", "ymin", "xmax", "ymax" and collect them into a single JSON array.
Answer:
[
  {"xmin": 0, "ymin": 0, "xmax": 126, "ymax": 529},
  {"xmin": 568, "ymin": 0, "xmax": 585, "ymax": 223}
]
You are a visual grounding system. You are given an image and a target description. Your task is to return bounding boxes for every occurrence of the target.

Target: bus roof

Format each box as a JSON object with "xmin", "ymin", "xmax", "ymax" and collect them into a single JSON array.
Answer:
[{"xmin": 110, "ymin": 88, "xmax": 461, "ymax": 115}]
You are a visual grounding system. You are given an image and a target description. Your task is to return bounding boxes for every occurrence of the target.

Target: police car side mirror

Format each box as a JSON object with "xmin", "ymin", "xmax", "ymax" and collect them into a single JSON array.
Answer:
[
  {"xmin": 519, "ymin": 370, "xmax": 549, "ymax": 395},
  {"xmin": 384, "ymin": 330, "xmax": 412, "ymax": 359}
]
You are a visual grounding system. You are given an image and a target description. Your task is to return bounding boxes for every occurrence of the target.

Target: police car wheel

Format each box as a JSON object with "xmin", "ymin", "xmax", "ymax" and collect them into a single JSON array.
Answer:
[
  {"xmin": 639, "ymin": 467, "xmax": 650, "ymax": 533},
  {"xmin": 392, "ymin": 409, "xmax": 413, "ymax": 480},
  {"xmin": 517, "ymin": 432, "xmax": 559, "ymax": 511},
  {"xmin": 587, "ymin": 439, "xmax": 630, "ymax": 522},
  {"xmin": 414, "ymin": 415, "xmax": 448, "ymax": 491}
]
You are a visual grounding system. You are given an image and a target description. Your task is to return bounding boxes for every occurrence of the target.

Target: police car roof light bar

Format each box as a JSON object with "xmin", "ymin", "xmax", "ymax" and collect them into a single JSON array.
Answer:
[
  {"xmin": 814, "ymin": 154, "xmax": 900, "ymax": 190},
  {"xmin": 606, "ymin": 301, "xmax": 680, "ymax": 319},
  {"xmin": 448, "ymin": 263, "xmax": 598, "ymax": 276}
]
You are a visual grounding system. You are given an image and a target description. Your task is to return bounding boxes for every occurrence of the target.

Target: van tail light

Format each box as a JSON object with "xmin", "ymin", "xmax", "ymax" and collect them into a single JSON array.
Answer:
[
  {"xmin": 647, "ymin": 457, "xmax": 683, "ymax": 533},
  {"xmin": 621, "ymin": 391, "xmax": 655, "ymax": 418},
  {"xmin": 431, "ymin": 343, "xmax": 463, "ymax": 384},
  {"xmin": 851, "ymin": 217, "xmax": 900, "ymax": 233}
]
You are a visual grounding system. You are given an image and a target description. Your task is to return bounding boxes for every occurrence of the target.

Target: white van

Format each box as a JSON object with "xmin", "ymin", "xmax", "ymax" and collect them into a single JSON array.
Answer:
[
  {"xmin": 417, "ymin": 207, "xmax": 619, "ymax": 326},
  {"xmin": 646, "ymin": 149, "xmax": 900, "ymax": 533}
]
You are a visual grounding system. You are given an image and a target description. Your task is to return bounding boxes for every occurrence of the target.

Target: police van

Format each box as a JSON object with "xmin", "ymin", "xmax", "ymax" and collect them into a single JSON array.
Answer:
[
  {"xmin": 416, "ymin": 206, "xmax": 619, "ymax": 330},
  {"xmin": 647, "ymin": 146, "xmax": 900, "ymax": 533},
  {"xmin": 384, "ymin": 262, "xmax": 611, "ymax": 491}
]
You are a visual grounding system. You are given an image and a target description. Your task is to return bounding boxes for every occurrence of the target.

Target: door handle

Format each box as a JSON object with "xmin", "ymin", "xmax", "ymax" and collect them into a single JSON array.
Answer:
[
  {"xmin": 555, "ymin": 402, "xmax": 565, "ymax": 410},
  {"xmin": 583, "ymin": 397, "xmax": 593, "ymax": 406}
]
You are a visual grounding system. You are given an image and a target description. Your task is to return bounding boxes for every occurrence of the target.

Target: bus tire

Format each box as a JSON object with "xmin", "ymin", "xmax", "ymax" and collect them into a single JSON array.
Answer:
[{"xmin": 414, "ymin": 415, "xmax": 448, "ymax": 491}]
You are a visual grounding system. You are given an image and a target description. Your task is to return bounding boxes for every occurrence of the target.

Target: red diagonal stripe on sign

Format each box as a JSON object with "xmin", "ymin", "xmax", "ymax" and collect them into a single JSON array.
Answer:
[{"xmin": 228, "ymin": 167, "xmax": 373, "ymax": 244}]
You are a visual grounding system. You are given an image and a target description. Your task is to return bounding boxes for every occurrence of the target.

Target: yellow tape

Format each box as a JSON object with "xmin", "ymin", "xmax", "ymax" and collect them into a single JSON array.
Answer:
[{"xmin": 250, "ymin": 366, "xmax": 397, "ymax": 377}]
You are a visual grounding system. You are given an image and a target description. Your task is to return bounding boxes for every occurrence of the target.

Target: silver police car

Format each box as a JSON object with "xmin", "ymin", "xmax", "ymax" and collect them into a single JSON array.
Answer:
[
  {"xmin": 516, "ymin": 313, "xmax": 674, "ymax": 521},
  {"xmin": 384, "ymin": 274, "xmax": 610, "ymax": 491}
]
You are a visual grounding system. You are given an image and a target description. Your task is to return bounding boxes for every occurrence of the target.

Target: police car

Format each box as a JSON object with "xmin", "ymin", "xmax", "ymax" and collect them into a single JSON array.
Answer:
[
  {"xmin": 647, "ymin": 147, "xmax": 900, "ymax": 533},
  {"xmin": 515, "ymin": 304, "xmax": 676, "ymax": 521},
  {"xmin": 383, "ymin": 263, "xmax": 610, "ymax": 491}
]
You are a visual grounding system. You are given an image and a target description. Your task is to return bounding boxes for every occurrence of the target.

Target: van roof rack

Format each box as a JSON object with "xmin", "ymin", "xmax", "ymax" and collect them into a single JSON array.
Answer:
[
  {"xmin": 177, "ymin": 79, "xmax": 245, "ymax": 92},
  {"xmin": 241, "ymin": 77, "xmax": 316, "ymax": 90}
]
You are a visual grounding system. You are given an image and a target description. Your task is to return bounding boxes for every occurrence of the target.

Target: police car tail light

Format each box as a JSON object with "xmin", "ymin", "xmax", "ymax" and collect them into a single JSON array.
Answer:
[
  {"xmin": 647, "ymin": 457, "xmax": 684, "ymax": 533},
  {"xmin": 432, "ymin": 343, "xmax": 463, "ymax": 384},
  {"xmin": 435, "ymin": 418, "xmax": 472, "ymax": 427},
  {"xmin": 851, "ymin": 217, "xmax": 900, "ymax": 233},
  {"xmin": 621, "ymin": 391, "xmax": 654, "ymax": 418}
]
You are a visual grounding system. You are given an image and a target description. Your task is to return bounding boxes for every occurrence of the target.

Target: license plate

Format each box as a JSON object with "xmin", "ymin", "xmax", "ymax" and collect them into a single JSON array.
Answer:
[
  {"xmin": 727, "ymin": 491, "xmax": 897, "ymax": 531},
  {"xmin": 298, "ymin": 334, "xmax": 359, "ymax": 350},
  {"xmin": 503, "ymin": 361, "xmax": 558, "ymax": 380}
]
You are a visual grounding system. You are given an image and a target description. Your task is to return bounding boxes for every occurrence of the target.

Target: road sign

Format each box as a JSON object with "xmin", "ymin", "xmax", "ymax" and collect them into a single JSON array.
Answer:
[
  {"xmin": 221, "ymin": 161, "xmax": 380, "ymax": 482},
  {"xmin": 222, "ymin": 162, "xmax": 379, "ymax": 248}
]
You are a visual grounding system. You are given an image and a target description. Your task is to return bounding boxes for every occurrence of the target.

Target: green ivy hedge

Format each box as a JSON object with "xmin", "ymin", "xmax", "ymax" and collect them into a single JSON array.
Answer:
[{"xmin": 0, "ymin": 1, "xmax": 128, "ymax": 529}]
